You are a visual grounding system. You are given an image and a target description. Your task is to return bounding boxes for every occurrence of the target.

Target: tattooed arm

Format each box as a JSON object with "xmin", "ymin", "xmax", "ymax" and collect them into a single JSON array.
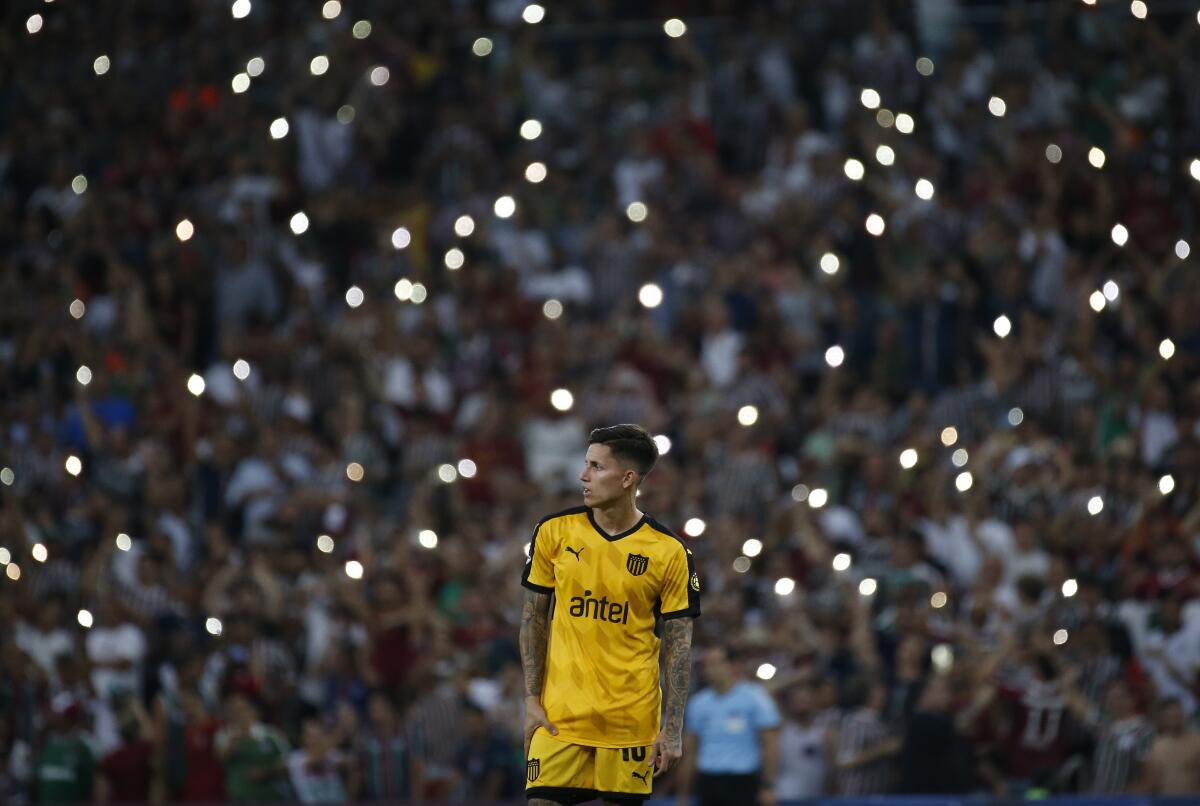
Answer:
[
  {"xmin": 653, "ymin": 617, "xmax": 694, "ymax": 776},
  {"xmin": 520, "ymin": 588, "xmax": 557, "ymax": 756}
]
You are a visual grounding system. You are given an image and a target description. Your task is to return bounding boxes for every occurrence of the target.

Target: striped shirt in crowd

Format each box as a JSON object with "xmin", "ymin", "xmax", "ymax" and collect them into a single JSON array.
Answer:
[
  {"xmin": 359, "ymin": 731, "xmax": 421, "ymax": 801},
  {"xmin": 834, "ymin": 707, "xmax": 892, "ymax": 796},
  {"xmin": 1090, "ymin": 716, "xmax": 1154, "ymax": 794},
  {"xmin": 404, "ymin": 687, "xmax": 462, "ymax": 773}
]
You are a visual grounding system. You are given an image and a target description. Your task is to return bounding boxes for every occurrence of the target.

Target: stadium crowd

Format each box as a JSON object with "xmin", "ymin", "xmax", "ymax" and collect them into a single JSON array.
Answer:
[{"xmin": 2, "ymin": 0, "xmax": 1200, "ymax": 801}]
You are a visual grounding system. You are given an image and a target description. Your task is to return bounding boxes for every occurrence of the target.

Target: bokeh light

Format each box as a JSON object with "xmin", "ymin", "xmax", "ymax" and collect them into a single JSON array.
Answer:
[
  {"xmin": 525, "ymin": 162, "xmax": 548, "ymax": 183},
  {"xmin": 664, "ymin": 18, "xmax": 687, "ymax": 37},
  {"xmin": 550, "ymin": 388, "xmax": 573, "ymax": 411},
  {"xmin": 494, "ymin": 196, "xmax": 516, "ymax": 218},
  {"xmin": 519, "ymin": 119, "xmax": 543, "ymax": 140},
  {"xmin": 638, "ymin": 283, "xmax": 663, "ymax": 308}
]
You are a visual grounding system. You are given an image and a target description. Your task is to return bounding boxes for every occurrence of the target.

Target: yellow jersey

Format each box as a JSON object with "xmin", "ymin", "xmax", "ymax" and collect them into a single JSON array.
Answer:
[{"xmin": 521, "ymin": 506, "xmax": 701, "ymax": 748}]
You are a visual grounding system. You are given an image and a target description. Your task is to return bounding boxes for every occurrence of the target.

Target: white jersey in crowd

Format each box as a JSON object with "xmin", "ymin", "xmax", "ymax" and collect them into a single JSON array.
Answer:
[{"xmin": 775, "ymin": 719, "xmax": 828, "ymax": 800}]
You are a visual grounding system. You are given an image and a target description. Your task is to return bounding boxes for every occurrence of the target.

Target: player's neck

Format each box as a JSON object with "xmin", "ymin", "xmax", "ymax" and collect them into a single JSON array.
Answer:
[{"xmin": 590, "ymin": 496, "xmax": 642, "ymax": 536}]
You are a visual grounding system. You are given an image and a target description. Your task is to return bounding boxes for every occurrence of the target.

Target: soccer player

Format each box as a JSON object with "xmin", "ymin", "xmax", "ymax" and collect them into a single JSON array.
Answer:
[{"xmin": 520, "ymin": 424, "xmax": 701, "ymax": 805}]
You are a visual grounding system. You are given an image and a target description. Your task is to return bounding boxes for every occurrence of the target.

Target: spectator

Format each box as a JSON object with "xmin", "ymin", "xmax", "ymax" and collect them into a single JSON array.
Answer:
[
  {"xmin": 356, "ymin": 690, "xmax": 423, "ymax": 802},
  {"xmin": 96, "ymin": 704, "xmax": 155, "ymax": 803},
  {"xmin": 215, "ymin": 692, "xmax": 291, "ymax": 803},
  {"xmin": 177, "ymin": 689, "xmax": 226, "ymax": 803},
  {"xmin": 33, "ymin": 695, "xmax": 94, "ymax": 804},
  {"xmin": 897, "ymin": 673, "xmax": 974, "ymax": 794},
  {"xmin": 453, "ymin": 704, "xmax": 520, "ymax": 800},
  {"xmin": 1142, "ymin": 698, "xmax": 1200, "ymax": 795},
  {"xmin": 677, "ymin": 646, "xmax": 781, "ymax": 806},
  {"xmin": 286, "ymin": 715, "xmax": 356, "ymax": 804},
  {"xmin": 774, "ymin": 678, "xmax": 830, "ymax": 801},
  {"xmin": 830, "ymin": 675, "xmax": 897, "ymax": 796},
  {"xmin": 1088, "ymin": 680, "xmax": 1154, "ymax": 794}
]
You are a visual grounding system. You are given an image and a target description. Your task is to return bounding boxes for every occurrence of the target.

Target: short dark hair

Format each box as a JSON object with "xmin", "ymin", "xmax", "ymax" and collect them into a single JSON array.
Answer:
[{"xmin": 588, "ymin": 424, "xmax": 659, "ymax": 478}]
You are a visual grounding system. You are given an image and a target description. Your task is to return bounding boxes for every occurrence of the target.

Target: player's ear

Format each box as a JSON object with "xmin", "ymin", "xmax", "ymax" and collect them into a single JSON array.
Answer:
[{"xmin": 623, "ymin": 469, "xmax": 637, "ymax": 489}]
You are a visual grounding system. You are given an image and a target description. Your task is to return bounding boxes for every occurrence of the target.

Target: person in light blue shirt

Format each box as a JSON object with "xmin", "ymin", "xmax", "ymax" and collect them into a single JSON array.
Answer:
[{"xmin": 676, "ymin": 646, "xmax": 781, "ymax": 806}]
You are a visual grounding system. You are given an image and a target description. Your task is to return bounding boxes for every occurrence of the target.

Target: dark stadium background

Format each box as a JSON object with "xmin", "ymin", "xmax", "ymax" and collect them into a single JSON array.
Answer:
[{"xmin": 2, "ymin": 0, "xmax": 1200, "ymax": 803}]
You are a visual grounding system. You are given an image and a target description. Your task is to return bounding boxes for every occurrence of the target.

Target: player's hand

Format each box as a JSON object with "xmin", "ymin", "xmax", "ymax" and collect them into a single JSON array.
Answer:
[
  {"xmin": 523, "ymin": 695, "xmax": 558, "ymax": 758},
  {"xmin": 651, "ymin": 730, "xmax": 681, "ymax": 777}
]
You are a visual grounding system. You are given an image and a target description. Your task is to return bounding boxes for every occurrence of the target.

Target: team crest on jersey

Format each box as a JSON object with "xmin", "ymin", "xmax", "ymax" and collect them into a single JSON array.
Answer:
[
  {"xmin": 690, "ymin": 572, "xmax": 700, "ymax": 592},
  {"xmin": 627, "ymin": 553, "xmax": 649, "ymax": 576},
  {"xmin": 527, "ymin": 758, "xmax": 540, "ymax": 782}
]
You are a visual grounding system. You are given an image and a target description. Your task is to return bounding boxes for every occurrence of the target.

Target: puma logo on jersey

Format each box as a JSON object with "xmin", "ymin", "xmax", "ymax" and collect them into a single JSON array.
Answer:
[
  {"xmin": 565, "ymin": 546, "xmax": 584, "ymax": 560},
  {"xmin": 631, "ymin": 770, "xmax": 648, "ymax": 783}
]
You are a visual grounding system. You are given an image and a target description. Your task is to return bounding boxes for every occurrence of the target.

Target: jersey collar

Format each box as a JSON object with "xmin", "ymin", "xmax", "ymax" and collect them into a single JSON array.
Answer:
[{"xmin": 586, "ymin": 508, "xmax": 647, "ymax": 542}]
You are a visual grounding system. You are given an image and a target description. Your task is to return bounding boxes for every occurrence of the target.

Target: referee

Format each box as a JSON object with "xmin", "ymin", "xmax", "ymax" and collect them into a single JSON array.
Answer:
[{"xmin": 676, "ymin": 646, "xmax": 781, "ymax": 806}]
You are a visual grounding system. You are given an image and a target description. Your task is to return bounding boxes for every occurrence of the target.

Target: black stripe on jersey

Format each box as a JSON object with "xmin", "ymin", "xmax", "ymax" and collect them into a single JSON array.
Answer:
[
  {"xmin": 521, "ymin": 506, "xmax": 589, "ymax": 593},
  {"xmin": 645, "ymin": 516, "xmax": 701, "ymax": 620},
  {"xmin": 585, "ymin": 508, "xmax": 647, "ymax": 541}
]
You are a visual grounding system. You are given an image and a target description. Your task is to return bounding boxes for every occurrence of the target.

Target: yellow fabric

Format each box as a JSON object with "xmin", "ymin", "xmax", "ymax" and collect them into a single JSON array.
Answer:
[
  {"xmin": 522, "ymin": 508, "xmax": 700, "ymax": 748},
  {"xmin": 525, "ymin": 729, "xmax": 655, "ymax": 797}
]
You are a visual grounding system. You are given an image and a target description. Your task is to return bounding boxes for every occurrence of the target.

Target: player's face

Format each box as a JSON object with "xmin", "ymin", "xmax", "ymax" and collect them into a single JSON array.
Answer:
[{"xmin": 580, "ymin": 444, "xmax": 633, "ymax": 507}]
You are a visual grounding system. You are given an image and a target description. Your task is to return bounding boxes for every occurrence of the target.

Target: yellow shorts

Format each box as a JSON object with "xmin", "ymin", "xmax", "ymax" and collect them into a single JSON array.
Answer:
[{"xmin": 525, "ymin": 729, "xmax": 654, "ymax": 804}]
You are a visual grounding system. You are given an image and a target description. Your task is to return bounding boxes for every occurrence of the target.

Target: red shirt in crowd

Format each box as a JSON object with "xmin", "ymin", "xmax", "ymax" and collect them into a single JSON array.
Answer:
[
  {"xmin": 101, "ymin": 740, "xmax": 154, "ymax": 803},
  {"xmin": 182, "ymin": 719, "xmax": 226, "ymax": 802}
]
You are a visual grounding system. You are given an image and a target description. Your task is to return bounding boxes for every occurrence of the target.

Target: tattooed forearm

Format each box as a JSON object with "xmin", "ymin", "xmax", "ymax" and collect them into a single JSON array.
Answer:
[
  {"xmin": 662, "ymin": 618, "xmax": 694, "ymax": 740},
  {"xmin": 520, "ymin": 589, "xmax": 552, "ymax": 697}
]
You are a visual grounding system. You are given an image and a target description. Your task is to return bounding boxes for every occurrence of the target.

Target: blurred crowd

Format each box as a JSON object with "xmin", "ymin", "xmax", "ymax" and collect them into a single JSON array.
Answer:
[{"xmin": 2, "ymin": 0, "xmax": 1200, "ymax": 801}]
